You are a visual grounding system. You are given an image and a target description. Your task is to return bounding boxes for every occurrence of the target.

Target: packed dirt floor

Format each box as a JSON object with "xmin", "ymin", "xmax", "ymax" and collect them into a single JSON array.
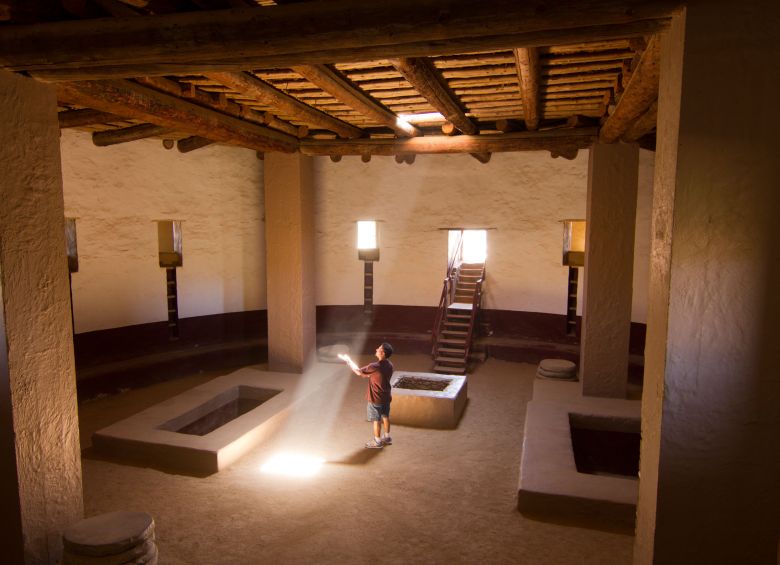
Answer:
[{"xmin": 77, "ymin": 354, "xmax": 635, "ymax": 564}]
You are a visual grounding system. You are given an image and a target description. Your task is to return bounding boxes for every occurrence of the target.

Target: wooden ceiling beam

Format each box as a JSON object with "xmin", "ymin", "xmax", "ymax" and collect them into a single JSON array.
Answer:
[
  {"xmin": 92, "ymin": 123, "xmax": 172, "ymax": 146},
  {"xmin": 206, "ymin": 71, "xmax": 363, "ymax": 139},
  {"xmin": 58, "ymin": 108, "xmax": 124, "ymax": 128},
  {"xmin": 391, "ymin": 57, "xmax": 475, "ymax": 135},
  {"xmin": 292, "ymin": 64, "xmax": 419, "ymax": 137},
  {"xmin": 0, "ymin": 0, "xmax": 679, "ymax": 80},
  {"xmin": 623, "ymin": 100, "xmax": 657, "ymax": 142},
  {"xmin": 177, "ymin": 136, "xmax": 214, "ymax": 153},
  {"xmin": 513, "ymin": 48, "xmax": 541, "ymax": 130},
  {"xmin": 300, "ymin": 128, "xmax": 597, "ymax": 157},
  {"xmin": 57, "ymin": 79, "xmax": 298, "ymax": 152},
  {"xmin": 389, "ymin": 58, "xmax": 493, "ymax": 163},
  {"xmin": 599, "ymin": 35, "xmax": 661, "ymax": 143}
]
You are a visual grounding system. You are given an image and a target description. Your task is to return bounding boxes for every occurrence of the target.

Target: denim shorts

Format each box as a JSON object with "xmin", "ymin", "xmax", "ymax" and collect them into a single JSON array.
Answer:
[{"xmin": 366, "ymin": 402, "xmax": 390, "ymax": 421}]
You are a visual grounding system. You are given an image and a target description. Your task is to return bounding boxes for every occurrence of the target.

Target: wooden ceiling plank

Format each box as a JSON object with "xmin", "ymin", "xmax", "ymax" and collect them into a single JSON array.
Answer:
[
  {"xmin": 293, "ymin": 64, "xmax": 420, "ymax": 137},
  {"xmin": 56, "ymin": 79, "xmax": 298, "ymax": 152},
  {"xmin": 391, "ymin": 57, "xmax": 478, "ymax": 135},
  {"xmin": 0, "ymin": 0, "xmax": 679, "ymax": 79},
  {"xmin": 600, "ymin": 35, "xmax": 660, "ymax": 143},
  {"xmin": 513, "ymin": 47, "xmax": 541, "ymax": 130},
  {"xmin": 300, "ymin": 128, "xmax": 598, "ymax": 156},
  {"xmin": 58, "ymin": 108, "xmax": 124, "ymax": 128},
  {"xmin": 206, "ymin": 71, "xmax": 363, "ymax": 139},
  {"xmin": 92, "ymin": 123, "xmax": 172, "ymax": 146}
]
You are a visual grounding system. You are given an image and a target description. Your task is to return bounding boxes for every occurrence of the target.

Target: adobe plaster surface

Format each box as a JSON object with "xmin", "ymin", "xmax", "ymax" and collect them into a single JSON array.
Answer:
[
  {"xmin": 636, "ymin": 3, "xmax": 780, "ymax": 562},
  {"xmin": 264, "ymin": 152, "xmax": 316, "ymax": 373},
  {"xmin": 92, "ymin": 363, "xmax": 344, "ymax": 475},
  {"xmin": 580, "ymin": 143, "xmax": 639, "ymax": 399},
  {"xmin": 389, "ymin": 371, "xmax": 467, "ymax": 429},
  {"xmin": 78, "ymin": 356, "xmax": 638, "ymax": 564},
  {"xmin": 60, "ymin": 130, "xmax": 265, "ymax": 333},
  {"xmin": 59, "ymin": 135, "xmax": 655, "ymax": 335},
  {"xmin": 0, "ymin": 70, "xmax": 84, "ymax": 563},
  {"xmin": 518, "ymin": 378, "xmax": 640, "ymax": 530}
]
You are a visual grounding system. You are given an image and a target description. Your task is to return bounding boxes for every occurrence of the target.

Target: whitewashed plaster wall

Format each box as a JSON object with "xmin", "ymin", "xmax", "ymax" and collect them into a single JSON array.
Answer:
[
  {"xmin": 313, "ymin": 149, "xmax": 654, "ymax": 322},
  {"xmin": 60, "ymin": 130, "xmax": 265, "ymax": 333},
  {"xmin": 60, "ymin": 132, "xmax": 652, "ymax": 333}
]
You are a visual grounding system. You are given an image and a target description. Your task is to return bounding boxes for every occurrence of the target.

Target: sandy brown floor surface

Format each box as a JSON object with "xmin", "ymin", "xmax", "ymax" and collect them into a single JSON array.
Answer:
[{"xmin": 77, "ymin": 355, "xmax": 635, "ymax": 565}]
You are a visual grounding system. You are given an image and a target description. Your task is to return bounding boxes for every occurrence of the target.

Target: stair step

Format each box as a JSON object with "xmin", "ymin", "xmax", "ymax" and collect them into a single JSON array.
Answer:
[
  {"xmin": 442, "ymin": 329, "xmax": 468, "ymax": 336},
  {"xmin": 438, "ymin": 347, "xmax": 466, "ymax": 354},
  {"xmin": 433, "ymin": 365, "xmax": 466, "ymax": 374},
  {"xmin": 444, "ymin": 322, "xmax": 469, "ymax": 328},
  {"xmin": 439, "ymin": 338, "xmax": 467, "ymax": 345},
  {"xmin": 448, "ymin": 303, "xmax": 473, "ymax": 311},
  {"xmin": 435, "ymin": 355, "xmax": 466, "ymax": 363},
  {"xmin": 447, "ymin": 316, "xmax": 470, "ymax": 322}
]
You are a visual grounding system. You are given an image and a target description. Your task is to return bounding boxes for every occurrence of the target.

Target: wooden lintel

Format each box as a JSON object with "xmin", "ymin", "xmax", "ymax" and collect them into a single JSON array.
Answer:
[
  {"xmin": 391, "ymin": 57, "xmax": 477, "ymax": 135},
  {"xmin": 300, "ymin": 128, "xmax": 597, "ymax": 157},
  {"xmin": 177, "ymin": 136, "xmax": 214, "ymax": 153},
  {"xmin": 599, "ymin": 34, "xmax": 661, "ymax": 143},
  {"xmin": 293, "ymin": 64, "xmax": 420, "ymax": 137},
  {"xmin": 92, "ymin": 123, "xmax": 171, "ymax": 146},
  {"xmin": 623, "ymin": 100, "xmax": 657, "ymax": 142},
  {"xmin": 58, "ymin": 108, "xmax": 123, "ymax": 128},
  {"xmin": 57, "ymin": 79, "xmax": 298, "ymax": 152},
  {"xmin": 471, "ymin": 152, "xmax": 492, "ymax": 164},
  {"xmin": 1, "ymin": 0, "xmax": 678, "ymax": 79},
  {"xmin": 513, "ymin": 47, "xmax": 541, "ymax": 130},
  {"xmin": 207, "ymin": 71, "xmax": 362, "ymax": 139}
]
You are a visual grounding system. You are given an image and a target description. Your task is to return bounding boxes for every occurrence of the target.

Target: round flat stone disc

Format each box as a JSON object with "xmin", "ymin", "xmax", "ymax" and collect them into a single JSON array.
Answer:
[
  {"xmin": 538, "ymin": 359, "xmax": 576, "ymax": 374},
  {"xmin": 63, "ymin": 539, "xmax": 156, "ymax": 565},
  {"xmin": 63, "ymin": 512, "xmax": 155, "ymax": 557}
]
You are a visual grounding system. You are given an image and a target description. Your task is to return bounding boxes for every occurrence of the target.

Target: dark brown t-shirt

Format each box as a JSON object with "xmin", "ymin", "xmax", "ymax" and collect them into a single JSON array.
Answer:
[{"xmin": 361, "ymin": 359, "xmax": 393, "ymax": 404}]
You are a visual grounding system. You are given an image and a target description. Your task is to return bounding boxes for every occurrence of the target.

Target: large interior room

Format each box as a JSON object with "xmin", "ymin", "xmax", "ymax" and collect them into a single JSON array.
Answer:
[{"xmin": 1, "ymin": 1, "xmax": 778, "ymax": 564}]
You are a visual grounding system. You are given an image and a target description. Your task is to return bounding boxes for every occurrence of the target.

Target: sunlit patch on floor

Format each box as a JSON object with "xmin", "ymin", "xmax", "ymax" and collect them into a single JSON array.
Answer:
[{"xmin": 260, "ymin": 452, "xmax": 325, "ymax": 478}]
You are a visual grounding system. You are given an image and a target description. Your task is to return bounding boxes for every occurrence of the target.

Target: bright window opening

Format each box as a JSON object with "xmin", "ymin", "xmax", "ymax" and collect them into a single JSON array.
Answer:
[
  {"xmin": 357, "ymin": 220, "xmax": 377, "ymax": 249},
  {"xmin": 449, "ymin": 229, "xmax": 487, "ymax": 263}
]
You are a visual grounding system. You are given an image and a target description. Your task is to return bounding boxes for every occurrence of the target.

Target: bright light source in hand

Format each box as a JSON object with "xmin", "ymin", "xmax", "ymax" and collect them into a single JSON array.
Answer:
[{"xmin": 261, "ymin": 453, "xmax": 325, "ymax": 478}]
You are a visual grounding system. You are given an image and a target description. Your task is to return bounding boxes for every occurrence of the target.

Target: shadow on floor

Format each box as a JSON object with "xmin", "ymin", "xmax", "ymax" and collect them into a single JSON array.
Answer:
[{"xmin": 327, "ymin": 448, "xmax": 383, "ymax": 466}]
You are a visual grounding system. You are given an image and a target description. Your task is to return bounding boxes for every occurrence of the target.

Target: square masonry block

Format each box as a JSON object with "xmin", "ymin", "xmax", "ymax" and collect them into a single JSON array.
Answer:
[{"xmin": 390, "ymin": 371, "xmax": 467, "ymax": 429}]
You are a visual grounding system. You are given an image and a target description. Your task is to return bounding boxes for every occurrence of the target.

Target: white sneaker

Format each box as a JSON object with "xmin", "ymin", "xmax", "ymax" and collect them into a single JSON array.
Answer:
[
  {"xmin": 382, "ymin": 436, "xmax": 392, "ymax": 446},
  {"xmin": 365, "ymin": 439, "xmax": 383, "ymax": 449}
]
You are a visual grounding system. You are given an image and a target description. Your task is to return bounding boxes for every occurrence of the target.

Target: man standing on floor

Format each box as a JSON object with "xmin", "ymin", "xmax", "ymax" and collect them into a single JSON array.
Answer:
[{"xmin": 342, "ymin": 342, "xmax": 394, "ymax": 448}]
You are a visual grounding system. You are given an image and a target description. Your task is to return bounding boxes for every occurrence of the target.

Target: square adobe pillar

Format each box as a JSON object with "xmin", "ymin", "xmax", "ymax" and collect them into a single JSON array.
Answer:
[
  {"xmin": 0, "ymin": 70, "xmax": 83, "ymax": 563},
  {"xmin": 579, "ymin": 142, "xmax": 639, "ymax": 399},
  {"xmin": 264, "ymin": 152, "xmax": 316, "ymax": 373},
  {"xmin": 635, "ymin": 4, "xmax": 780, "ymax": 564}
]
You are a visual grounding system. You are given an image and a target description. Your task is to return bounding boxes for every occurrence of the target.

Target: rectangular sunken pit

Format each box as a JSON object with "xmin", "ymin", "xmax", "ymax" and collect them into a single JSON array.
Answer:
[
  {"xmin": 390, "ymin": 371, "xmax": 467, "ymax": 429},
  {"xmin": 92, "ymin": 365, "xmax": 343, "ymax": 476},
  {"xmin": 157, "ymin": 386, "xmax": 281, "ymax": 436},
  {"xmin": 518, "ymin": 387, "xmax": 640, "ymax": 531}
]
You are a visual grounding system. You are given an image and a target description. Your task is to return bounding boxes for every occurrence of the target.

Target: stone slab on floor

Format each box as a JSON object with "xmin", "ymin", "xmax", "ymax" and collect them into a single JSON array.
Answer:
[
  {"xmin": 518, "ymin": 378, "xmax": 640, "ymax": 530},
  {"xmin": 92, "ymin": 363, "xmax": 344, "ymax": 475},
  {"xmin": 390, "ymin": 371, "xmax": 467, "ymax": 429}
]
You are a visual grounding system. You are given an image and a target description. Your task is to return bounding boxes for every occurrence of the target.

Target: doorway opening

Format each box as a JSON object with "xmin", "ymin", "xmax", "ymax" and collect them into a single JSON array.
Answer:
[{"xmin": 448, "ymin": 229, "xmax": 487, "ymax": 264}]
